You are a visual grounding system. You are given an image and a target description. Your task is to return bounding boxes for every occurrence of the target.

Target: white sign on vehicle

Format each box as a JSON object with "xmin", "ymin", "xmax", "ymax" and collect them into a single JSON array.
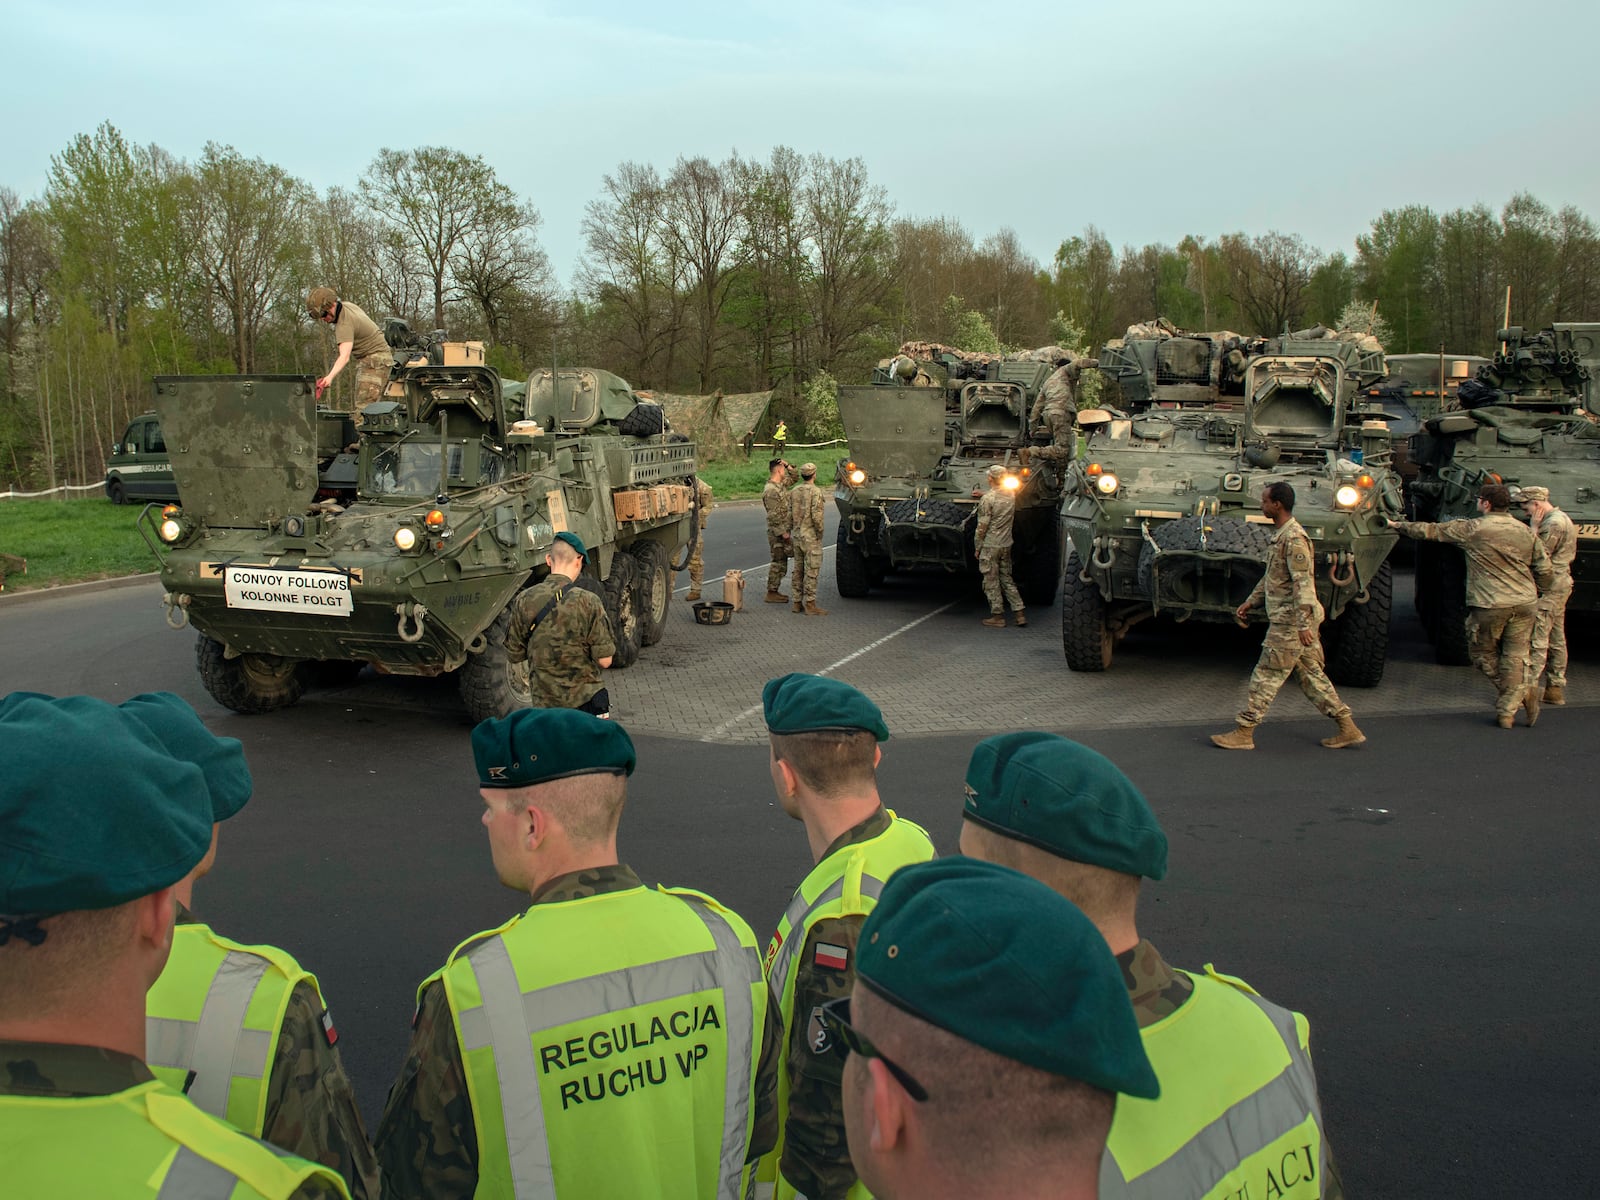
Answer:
[{"xmin": 223, "ymin": 566, "xmax": 354, "ymax": 616}]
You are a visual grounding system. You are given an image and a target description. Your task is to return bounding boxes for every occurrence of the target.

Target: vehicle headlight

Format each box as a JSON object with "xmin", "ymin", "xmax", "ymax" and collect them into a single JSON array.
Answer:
[
  {"xmin": 393, "ymin": 526, "xmax": 418, "ymax": 551},
  {"xmin": 158, "ymin": 518, "xmax": 184, "ymax": 544},
  {"xmin": 849, "ymin": 469, "xmax": 866, "ymax": 486},
  {"xmin": 1095, "ymin": 472, "xmax": 1119, "ymax": 495},
  {"xmin": 1334, "ymin": 485, "xmax": 1362, "ymax": 508},
  {"xmin": 1001, "ymin": 474, "xmax": 1021, "ymax": 492}
]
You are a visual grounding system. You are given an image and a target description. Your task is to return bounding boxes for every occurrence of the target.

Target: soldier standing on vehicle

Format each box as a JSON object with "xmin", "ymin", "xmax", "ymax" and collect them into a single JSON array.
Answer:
[
  {"xmin": 756, "ymin": 674, "xmax": 936, "ymax": 1200},
  {"xmin": 306, "ymin": 288, "xmax": 393, "ymax": 415},
  {"xmin": 958, "ymin": 733, "xmax": 1343, "ymax": 1199},
  {"xmin": 1390, "ymin": 483, "xmax": 1554, "ymax": 727},
  {"xmin": 1029, "ymin": 353, "xmax": 1098, "ymax": 455},
  {"xmin": 975, "ymin": 464, "xmax": 1026, "ymax": 629},
  {"xmin": 131, "ymin": 693, "xmax": 379, "ymax": 1200},
  {"xmin": 764, "ymin": 459, "xmax": 795, "ymax": 604},
  {"xmin": 789, "ymin": 463, "xmax": 828, "ymax": 616},
  {"xmin": 1212, "ymin": 482, "xmax": 1366, "ymax": 750},
  {"xmin": 375, "ymin": 707, "xmax": 779, "ymax": 1200},
  {"xmin": 504, "ymin": 531, "xmax": 616, "ymax": 717},
  {"xmin": 683, "ymin": 476, "xmax": 715, "ymax": 601},
  {"xmin": 1518, "ymin": 485, "xmax": 1576, "ymax": 707}
]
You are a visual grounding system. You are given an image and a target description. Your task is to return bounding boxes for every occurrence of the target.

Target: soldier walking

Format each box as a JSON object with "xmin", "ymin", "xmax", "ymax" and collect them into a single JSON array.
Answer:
[
  {"xmin": 789, "ymin": 462, "xmax": 828, "ymax": 616},
  {"xmin": 1390, "ymin": 483, "xmax": 1553, "ymax": 727},
  {"xmin": 683, "ymin": 475, "xmax": 715, "ymax": 601},
  {"xmin": 1212, "ymin": 482, "xmax": 1366, "ymax": 750},
  {"xmin": 504, "ymin": 532, "xmax": 616, "ymax": 717},
  {"xmin": 764, "ymin": 458, "xmax": 795, "ymax": 604},
  {"xmin": 975, "ymin": 464, "xmax": 1026, "ymax": 628},
  {"xmin": 1519, "ymin": 485, "xmax": 1576, "ymax": 706}
]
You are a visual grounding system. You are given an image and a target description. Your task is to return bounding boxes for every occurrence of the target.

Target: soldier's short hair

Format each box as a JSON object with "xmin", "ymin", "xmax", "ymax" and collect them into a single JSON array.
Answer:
[
  {"xmin": 771, "ymin": 729, "xmax": 877, "ymax": 797},
  {"xmin": 1480, "ymin": 483, "xmax": 1512, "ymax": 511},
  {"xmin": 0, "ymin": 903, "xmax": 140, "ymax": 1021},
  {"xmin": 1264, "ymin": 481, "xmax": 1296, "ymax": 512},
  {"xmin": 770, "ymin": 458, "xmax": 785, "ymax": 472}
]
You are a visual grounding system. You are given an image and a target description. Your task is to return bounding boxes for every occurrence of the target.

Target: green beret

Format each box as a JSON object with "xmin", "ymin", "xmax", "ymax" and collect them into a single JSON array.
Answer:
[
  {"xmin": 0, "ymin": 692, "xmax": 214, "ymax": 914},
  {"xmin": 762, "ymin": 673, "xmax": 889, "ymax": 741},
  {"xmin": 120, "ymin": 692, "xmax": 252, "ymax": 822},
  {"xmin": 473, "ymin": 707, "xmax": 635, "ymax": 789},
  {"xmin": 857, "ymin": 857, "xmax": 1158, "ymax": 1099},
  {"xmin": 553, "ymin": 531, "xmax": 587, "ymax": 558},
  {"xmin": 963, "ymin": 732, "xmax": 1166, "ymax": 880}
]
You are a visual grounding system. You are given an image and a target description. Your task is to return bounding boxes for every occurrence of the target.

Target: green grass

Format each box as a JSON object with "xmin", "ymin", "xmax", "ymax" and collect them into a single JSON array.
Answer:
[
  {"xmin": 697, "ymin": 457, "xmax": 775, "ymax": 500},
  {"xmin": 0, "ymin": 497, "xmax": 158, "ymax": 592}
]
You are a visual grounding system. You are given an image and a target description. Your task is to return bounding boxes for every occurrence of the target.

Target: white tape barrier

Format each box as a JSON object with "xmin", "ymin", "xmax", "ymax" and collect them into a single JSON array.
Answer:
[{"xmin": 1, "ymin": 482, "xmax": 106, "ymax": 500}]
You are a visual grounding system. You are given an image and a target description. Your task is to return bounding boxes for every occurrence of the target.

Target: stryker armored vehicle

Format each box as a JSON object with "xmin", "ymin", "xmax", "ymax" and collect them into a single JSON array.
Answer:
[
  {"xmin": 1060, "ymin": 330, "xmax": 1402, "ymax": 685},
  {"xmin": 831, "ymin": 345, "xmax": 1066, "ymax": 605},
  {"xmin": 1408, "ymin": 323, "xmax": 1600, "ymax": 663},
  {"xmin": 141, "ymin": 363, "xmax": 697, "ymax": 720},
  {"xmin": 1096, "ymin": 323, "xmax": 1268, "ymax": 411}
]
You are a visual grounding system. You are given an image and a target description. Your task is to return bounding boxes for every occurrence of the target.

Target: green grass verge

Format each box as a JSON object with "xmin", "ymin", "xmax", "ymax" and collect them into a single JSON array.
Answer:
[
  {"xmin": 0, "ymin": 496, "xmax": 158, "ymax": 592},
  {"xmin": 697, "ymin": 450, "xmax": 847, "ymax": 500}
]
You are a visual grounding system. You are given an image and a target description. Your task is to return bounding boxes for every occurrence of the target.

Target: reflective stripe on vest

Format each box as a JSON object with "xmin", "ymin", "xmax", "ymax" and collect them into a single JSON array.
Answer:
[
  {"xmin": 766, "ymin": 874, "xmax": 883, "ymax": 1005},
  {"xmin": 147, "ymin": 950, "xmax": 276, "ymax": 1121},
  {"xmin": 454, "ymin": 897, "xmax": 763, "ymax": 1200},
  {"xmin": 1100, "ymin": 985, "xmax": 1325, "ymax": 1199},
  {"xmin": 157, "ymin": 1145, "xmax": 244, "ymax": 1199}
]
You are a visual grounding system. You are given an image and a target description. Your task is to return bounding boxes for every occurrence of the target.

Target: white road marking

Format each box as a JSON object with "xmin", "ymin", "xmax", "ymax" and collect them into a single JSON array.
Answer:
[{"xmin": 674, "ymin": 545, "xmax": 834, "ymax": 595}]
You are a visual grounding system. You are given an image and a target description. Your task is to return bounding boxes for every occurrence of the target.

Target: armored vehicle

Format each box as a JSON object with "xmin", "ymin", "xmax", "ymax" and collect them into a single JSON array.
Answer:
[
  {"xmin": 831, "ymin": 345, "xmax": 1066, "ymax": 605},
  {"xmin": 1096, "ymin": 324, "xmax": 1268, "ymax": 410},
  {"xmin": 1061, "ymin": 330, "xmax": 1402, "ymax": 685},
  {"xmin": 142, "ymin": 364, "xmax": 697, "ymax": 720},
  {"xmin": 1408, "ymin": 323, "xmax": 1600, "ymax": 663}
]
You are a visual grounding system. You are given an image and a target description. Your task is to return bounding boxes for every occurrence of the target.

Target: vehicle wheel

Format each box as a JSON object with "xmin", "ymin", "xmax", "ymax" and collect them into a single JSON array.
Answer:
[
  {"xmin": 629, "ymin": 540, "xmax": 672, "ymax": 646},
  {"xmin": 883, "ymin": 497, "xmax": 970, "ymax": 529},
  {"xmin": 603, "ymin": 553, "xmax": 642, "ymax": 668},
  {"xmin": 458, "ymin": 607, "xmax": 531, "ymax": 722},
  {"xmin": 1135, "ymin": 515, "xmax": 1204, "ymax": 597},
  {"xmin": 196, "ymin": 635, "xmax": 305, "ymax": 714},
  {"xmin": 1323, "ymin": 559, "xmax": 1392, "ymax": 688},
  {"xmin": 1014, "ymin": 525, "xmax": 1062, "ymax": 607},
  {"xmin": 1433, "ymin": 545, "xmax": 1471, "ymax": 666},
  {"xmin": 106, "ymin": 477, "xmax": 127, "ymax": 505},
  {"xmin": 835, "ymin": 521, "xmax": 872, "ymax": 598},
  {"xmin": 1061, "ymin": 552, "xmax": 1113, "ymax": 671}
]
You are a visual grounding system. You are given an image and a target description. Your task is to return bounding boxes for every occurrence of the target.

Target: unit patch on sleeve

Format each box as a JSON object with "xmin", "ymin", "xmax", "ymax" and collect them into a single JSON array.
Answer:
[
  {"xmin": 814, "ymin": 942, "xmax": 849, "ymax": 971},
  {"xmin": 320, "ymin": 1007, "xmax": 339, "ymax": 1046}
]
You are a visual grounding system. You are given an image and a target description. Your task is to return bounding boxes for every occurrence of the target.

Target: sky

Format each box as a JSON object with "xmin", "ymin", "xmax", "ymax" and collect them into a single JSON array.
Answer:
[{"xmin": 5, "ymin": 0, "xmax": 1598, "ymax": 287}]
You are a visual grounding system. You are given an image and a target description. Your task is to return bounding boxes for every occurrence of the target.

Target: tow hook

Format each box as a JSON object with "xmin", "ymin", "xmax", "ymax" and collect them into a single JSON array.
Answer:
[
  {"xmin": 396, "ymin": 602, "xmax": 428, "ymax": 643},
  {"xmin": 163, "ymin": 592, "xmax": 191, "ymax": 630}
]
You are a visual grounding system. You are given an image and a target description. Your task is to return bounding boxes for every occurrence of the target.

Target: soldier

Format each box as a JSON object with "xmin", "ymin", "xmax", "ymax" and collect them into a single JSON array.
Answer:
[
  {"xmin": 306, "ymin": 287, "xmax": 393, "ymax": 415},
  {"xmin": 1029, "ymin": 353, "xmax": 1098, "ymax": 454},
  {"xmin": 959, "ymin": 733, "xmax": 1343, "ymax": 1199},
  {"xmin": 375, "ymin": 707, "xmax": 778, "ymax": 1199},
  {"xmin": 975, "ymin": 464, "xmax": 1026, "ymax": 629},
  {"xmin": 789, "ymin": 462, "xmax": 828, "ymax": 616},
  {"xmin": 774, "ymin": 419, "xmax": 789, "ymax": 456},
  {"xmin": 130, "ymin": 693, "xmax": 378, "ymax": 1200},
  {"xmin": 755, "ymin": 674, "xmax": 936, "ymax": 1200},
  {"xmin": 764, "ymin": 458, "xmax": 795, "ymax": 604},
  {"xmin": 1391, "ymin": 483, "xmax": 1554, "ymax": 728},
  {"xmin": 683, "ymin": 475, "xmax": 715, "ymax": 601},
  {"xmin": 1212, "ymin": 482, "xmax": 1366, "ymax": 750},
  {"xmin": 1519, "ymin": 485, "xmax": 1576, "ymax": 707},
  {"xmin": 0, "ymin": 692, "xmax": 349, "ymax": 1200},
  {"xmin": 504, "ymin": 531, "xmax": 616, "ymax": 717},
  {"xmin": 826, "ymin": 857, "xmax": 1159, "ymax": 1200}
]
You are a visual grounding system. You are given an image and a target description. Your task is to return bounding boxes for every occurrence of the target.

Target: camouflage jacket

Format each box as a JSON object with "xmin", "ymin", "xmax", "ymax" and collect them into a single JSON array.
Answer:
[
  {"xmin": 695, "ymin": 478, "xmax": 715, "ymax": 530},
  {"xmin": 503, "ymin": 572, "xmax": 615, "ymax": 708},
  {"xmin": 1245, "ymin": 518, "xmax": 1322, "ymax": 632},
  {"xmin": 974, "ymin": 487, "xmax": 1016, "ymax": 550},
  {"xmin": 375, "ymin": 865, "xmax": 780, "ymax": 1200},
  {"xmin": 789, "ymin": 483, "xmax": 826, "ymax": 543},
  {"xmin": 1533, "ymin": 507, "xmax": 1578, "ymax": 578},
  {"xmin": 0, "ymin": 1040, "xmax": 348, "ymax": 1199},
  {"xmin": 764, "ymin": 480, "xmax": 793, "ymax": 539},
  {"xmin": 1392, "ymin": 512, "xmax": 1554, "ymax": 607},
  {"xmin": 1029, "ymin": 360, "xmax": 1083, "ymax": 421}
]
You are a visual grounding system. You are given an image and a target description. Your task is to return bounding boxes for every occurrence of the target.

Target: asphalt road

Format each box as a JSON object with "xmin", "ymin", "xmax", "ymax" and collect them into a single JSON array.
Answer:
[{"xmin": 2, "ymin": 500, "xmax": 1595, "ymax": 1196}]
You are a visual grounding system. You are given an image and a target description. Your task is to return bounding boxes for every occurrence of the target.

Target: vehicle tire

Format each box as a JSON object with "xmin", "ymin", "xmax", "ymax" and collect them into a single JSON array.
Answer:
[
  {"xmin": 602, "ymin": 553, "xmax": 642, "ymax": 668},
  {"xmin": 196, "ymin": 635, "xmax": 305, "ymax": 715},
  {"xmin": 1203, "ymin": 517, "xmax": 1275, "ymax": 559},
  {"xmin": 1433, "ymin": 545, "xmax": 1471, "ymax": 666},
  {"xmin": 629, "ymin": 540, "xmax": 672, "ymax": 646},
  {"xmin": 835, "ymin": 521, "xmax": 872, "ymax": 598},
  {"xmin": 1323, "ymin": 559, "xmax": 1392, "ymax": 688},
  {"xmin": 458, "ymin": 607, "xmax": 531, "ymax": 723},
  {"xmin": 1135, "ymin": 515, "xmax": 1204, "ymax": 597},
  {"xmin": 1061, "ymin": 552, "xmax": 1113, "ymax": 671},
  {"xmin": 106, "ymin": 477, "xmax": 127, "ymax": 505},
  {"xmin": 619, "ymin": 403, "xmax": 667, "ymax": 437},
  {"xmin": 1014, "ymin": 525, "xmax": 1062, "ymax": 607},
  {"xmin": 883, "ymin": 497, "xmax": 970, "ymax": 529}
]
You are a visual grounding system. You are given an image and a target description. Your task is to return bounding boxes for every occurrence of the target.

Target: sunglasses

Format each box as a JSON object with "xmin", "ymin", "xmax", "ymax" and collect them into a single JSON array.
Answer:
[{"xmin": 818, "ymin": 996, "xmax": 929, "ymax": 1102}]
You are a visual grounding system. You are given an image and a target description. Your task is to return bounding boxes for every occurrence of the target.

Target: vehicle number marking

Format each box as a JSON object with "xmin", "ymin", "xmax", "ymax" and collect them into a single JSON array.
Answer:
[
  {"xmin": 1577, "ymin": 523, "xmax": 1600, "ymax": 539},
  {"xmin": 223, "ymin": 566, "xmax": 355, "ymax": 616}
]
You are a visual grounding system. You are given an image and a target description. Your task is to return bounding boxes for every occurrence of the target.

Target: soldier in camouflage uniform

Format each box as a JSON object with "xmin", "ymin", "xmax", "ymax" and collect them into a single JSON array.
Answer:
[
  {"xmin": 306, "ymin": 287, "xmax": 392, "ymax": 415},
  {"xmin": 789, "ymin": 462, "xmax": 828, "ymax": 616},
  {"xmin": 764, "ymin": 458, "xmax": 795, "ymax": 603},
  {"xmin": 1213, "ymin": 483, "xmax": 1365, "ymax": 750},
  {"xmin": 1519, "ymin": 485, "xmax": 1577, "ymax": 706},
  {"xmin": 504, "ymin": 531, "xmax": 616, "ymax": 716},
  {"xmin": 1392, "ymin": 483, "xmax": 1554, "ymax": 727},
  {"xmin": 682, "ymin": 476, "xmax": 715, "ymax": 600},
  {"xmin": 975, "ymin": 464, "xmax": 1026, "ymax": 628},
  {"xmin": 1029, "ymin": 354, "xmax": 1098, "ymax": 454}
]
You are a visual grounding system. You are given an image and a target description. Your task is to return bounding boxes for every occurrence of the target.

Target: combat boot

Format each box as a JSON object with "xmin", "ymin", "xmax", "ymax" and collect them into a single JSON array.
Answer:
[
  {"xmin": 765, "ymin": 590, "xmax": 790, "ymax": 604},
  {"xmin": 1320, "ymin": 713, "xmax": 1367, "ymax": 749},
  {"xmin": 1210, "ymin": 725, "xmax": 1255, "ymax": 750},
  {"xmin": 685, "ymin": 590, "xmax": 701, "ymax": 601},
  {"xmin": 1014, "ymin": 610, "xmax": 1028, "ymax": 627},
  {"xmin": 792, "ymin": 601, "xmax": 805, "ymax": 613},
  {"xmin": 1544, "ymin": 685, "xmax": 1566, "ymax": 705},
  {"xmin": 1495, "ymin": 712, "xmax": 1514, "ymax": 729},
  {"xmin": 981, "ymin": 614, "xmax": 1006, "ymax": 628},
  {"xmin": 805, "ymin": 602, "xmax": 829, "ymax": 616},
  {"xmin": 1523, "ymin": 685, "xmax": 1541, "ymax": 727}
]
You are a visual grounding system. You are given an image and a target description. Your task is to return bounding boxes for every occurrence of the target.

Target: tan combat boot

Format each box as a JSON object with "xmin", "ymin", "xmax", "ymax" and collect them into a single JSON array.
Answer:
[
  {"xmin": 1014, "ymin": 609, "xmax": 1028, "ymax": 627},
  {"xmin": 805, "ymin": 602, "xmax": 829, "ymax": 616},
  {"xmin": 1210, "ymin": 725, "xmax": 1255, "ymax": 750},
  {"xmin": 1523, "ymin": 686, "xmax": 1541, "ymax": 727},
  {"xmin": 685, "ymin": 590, "xmax": 701, "ymax": 601},
  {"xmin": 1495, "ymin": 712, "xmax": 1514, "ymax": 729},
  {"xmin": 981, "ymin": 614, "xmax": 1006, "ymax": 628},
  {"xmin": 792, "ymin": 600, "xmax": 805, "ymax": 613},
  {"xmin": 765, "ymin": 590, "xmax": 790, "ymax": 604},
  {"xmin": 1544, "ymin": 685, "xmax": 1566, "ymax": 705},
  {"xmin": 1321, "ymin": 714, "xmax": 1367, "ymax": 748}
]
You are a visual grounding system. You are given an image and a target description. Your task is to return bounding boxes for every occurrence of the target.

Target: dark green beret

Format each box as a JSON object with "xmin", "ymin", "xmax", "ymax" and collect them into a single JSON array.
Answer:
[
  {"xmin": 0, "ymin": 692, "xmax": 214, "ymax": 914},
  {"xmin": 473, "ymin": 707, "xmax": 635, "ymax": 789},
  {"xmin": 857, "ymin": 857, "xmax": 1158, "ymax": 1098},
  {"xmin": 762, "ymin": 673, "xmax": 889, "ymax": 741},
  {"xmin": 120, "ymin": 692, "xmax": 252, "ymax": 823},
  {"xmin": 553, "ymin": 530, "xmax": 587, "ymax": 558},
  {"xmin": 963, "ymin": 732, "xmax": 1167, "ymax": 880}
]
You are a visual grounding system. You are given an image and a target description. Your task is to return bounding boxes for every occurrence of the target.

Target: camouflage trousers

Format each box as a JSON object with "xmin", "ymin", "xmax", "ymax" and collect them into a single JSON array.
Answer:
[
  {"xmin": 1529, "ymin": 577, "xmax": 1572, "ymax": 688},
  {"xmin": 1237, "ymin": 625, "xmax": 1349, "ymax": 728},
  {"xmin": 354, "ymin": 353, "xmax": 392, "ymax": 414},
  {"xmin": 793, "ymin": 535, "xmax": 822, "ymax": 604},
  {"xmin": 1038, "ymin": 402, "xmax": 1076, "ymax": 453},
  {"xmin": 1466, "ymin": 603, "xmax": 1537, "ymax": 717},
  {"xmin": 979, "ymin": 546, "xmax": 1023, "ymax": 614},
  {"xmin": 767, "ymin": 534, "xmax": 792, "ymax": 593},
  {"xmin": 686, "ymin": 538, "xmax": 705, "ymax": 590}
]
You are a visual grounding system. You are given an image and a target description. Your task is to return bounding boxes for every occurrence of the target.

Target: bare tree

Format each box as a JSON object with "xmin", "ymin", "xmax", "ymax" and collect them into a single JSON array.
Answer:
[
  {"xmin": 659, "ymin": 155, "xmax": 745, "ymax": 391},
  {"xmin": 802, "ymin": 154, "xmax": 893, "ymax": 371}
]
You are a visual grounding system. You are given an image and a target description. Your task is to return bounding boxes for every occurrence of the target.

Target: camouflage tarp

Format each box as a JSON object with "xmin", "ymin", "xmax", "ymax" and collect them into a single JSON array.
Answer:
[{"xmin": 650, "ymin": 389, "xmax": 774, "ymax": 459}]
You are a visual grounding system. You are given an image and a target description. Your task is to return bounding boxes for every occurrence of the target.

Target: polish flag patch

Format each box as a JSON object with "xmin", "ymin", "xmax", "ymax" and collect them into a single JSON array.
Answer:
[
  {"xmin": 814, "ymin": 943, "xmax": 849, "ymax": 971},
  {"xmin": 320, "ymin": 1008, "xmax": 339, "ymax": 1046}
]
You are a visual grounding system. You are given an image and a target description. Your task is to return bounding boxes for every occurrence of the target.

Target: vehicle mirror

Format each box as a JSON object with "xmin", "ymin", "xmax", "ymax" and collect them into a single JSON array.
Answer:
[{"xmin": 111, "ymin": 443, "xmax": 122, "ymax": 455}]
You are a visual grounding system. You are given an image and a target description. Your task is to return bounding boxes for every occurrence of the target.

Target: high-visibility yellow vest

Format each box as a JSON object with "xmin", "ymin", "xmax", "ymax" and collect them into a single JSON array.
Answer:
[
  {"xmin": 0, "ymin": 1078, "xmax": 349, "ymax": 1198},
  {"xmin": 1101, "ymin": 965, "xmax": 1327, "ymax": 1199},
  {"xmin": 756, "ymin": 812, "xmax": 936, "ymax": 1199},
  {"xmin": 146, "ymin": 921, "xmax": 321, "ymax": 1135},
  {"xmin": 433, "ymin": 882, "xmax": 767, "ymax": 1199}
]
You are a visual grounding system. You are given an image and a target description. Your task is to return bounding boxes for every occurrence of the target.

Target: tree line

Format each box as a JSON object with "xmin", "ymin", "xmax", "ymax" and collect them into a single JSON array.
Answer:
[{"xmin": 3, "ymin": 120, "xmax": 1597, "ymax": 490}]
